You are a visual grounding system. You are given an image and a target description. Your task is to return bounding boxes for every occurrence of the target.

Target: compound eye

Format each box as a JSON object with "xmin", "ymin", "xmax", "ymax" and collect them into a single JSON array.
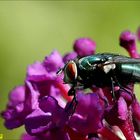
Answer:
[{"xmin": 64, "ymin": 61, "xmax": 77, "ymax": 83}]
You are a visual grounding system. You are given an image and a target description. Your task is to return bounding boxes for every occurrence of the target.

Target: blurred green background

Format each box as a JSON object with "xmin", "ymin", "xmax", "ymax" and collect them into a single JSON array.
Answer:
[{"xmin": 1, "ymin": 1, "xmax": 140, "ymax": 140}]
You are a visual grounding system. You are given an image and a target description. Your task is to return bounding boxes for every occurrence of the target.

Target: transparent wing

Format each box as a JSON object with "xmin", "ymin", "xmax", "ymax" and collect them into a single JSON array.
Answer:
[
  {"xmin": 113, "ymin": 55, "xmax": 140, "ymax": 63},
  {"xmin": 103, "ymin": 55, "xmax": 140, "ymax": 66}
]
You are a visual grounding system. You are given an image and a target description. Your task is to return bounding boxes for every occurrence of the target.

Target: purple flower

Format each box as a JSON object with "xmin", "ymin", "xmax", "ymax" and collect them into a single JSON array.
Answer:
[
  {"xmin": 105, "ymin": 97, "xmax": 128, "ymax": 125},
  {"xmin": 21, "ymin": 133, "xmax": 38, "ymax": 140},
  {"xmin": 63, "ymin": 38, "xmax": 96, "ymax": 63},
  {"xmin": 119, "ymin": 30, "xmax": 139, "ymax": 58},
  {"xmin": 132, "ymin": 99, "xmax": 140, "ymax": 121},
  {"xmin": 69, "ymin": 92, "xmax": 105, "ymax": 135},
  {"xmin": 1, "ymin": 86, "xmax": 28, "ymax": 129},
  {"xmin": 2, "ymin": 29, "xmax": 140, "ymax": 140},
  {"xmin": 43, "ymin": 50, "xmax": 64, "ymax": 72},
  {"xmin": 115, "ymin": 84, "xmax": 134, "ymax": 106},
  {"xmin": 73, "ymin": 38, "xmax": 96, "ymax": 57},
  {"xmin": 131, "ymin": 99, "xmax": 140, "ymax": 135},
  {"xmin": 1, "ymin": 82, "xmax": 40, "ymax": 129},
  {"xmin": 63, "ymin": 52, "xmax": 77, "ymax": 63},
  {"xmin": 1, "ymin": 50, "xmax": 69, "ymax": 130},
  {"xmin": 24, "ymin": 91, "xmax": 107, "ymax": 139},
  {"xmin": 21, "ymin": 132, "xmax": 70, "ymax": 140},
  {"xmin": 24, "ymin": 95, "xmax": 80, "ymax": 140},
  {"xmin": 118, "ymin": 28, "xmax": 140, "ymax": 139},
  {"xmin": 26, "ymin": 50, "xmax": 69, "ymax": 104}
]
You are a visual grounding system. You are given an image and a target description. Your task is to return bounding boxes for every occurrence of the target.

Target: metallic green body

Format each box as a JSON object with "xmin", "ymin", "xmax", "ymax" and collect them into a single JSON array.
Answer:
[{"xmin": 77, "ymin": 53, "xmax": 140, "ymax": 87}]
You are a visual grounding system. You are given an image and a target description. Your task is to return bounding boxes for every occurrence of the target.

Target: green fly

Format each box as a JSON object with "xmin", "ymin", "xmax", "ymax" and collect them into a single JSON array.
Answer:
[{"xmin": 58, "ymin": 53, "xmax": 140, "ymax": 102}]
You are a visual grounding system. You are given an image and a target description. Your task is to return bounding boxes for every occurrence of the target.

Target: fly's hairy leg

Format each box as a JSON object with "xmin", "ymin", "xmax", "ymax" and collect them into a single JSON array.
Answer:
[
  {"xmin": 112, "ymin": 75, "xmax": 134, "ymax": 100},
  {"xmin": 65, "ymin": 87, "xmax": 78, "ymax": 116}
]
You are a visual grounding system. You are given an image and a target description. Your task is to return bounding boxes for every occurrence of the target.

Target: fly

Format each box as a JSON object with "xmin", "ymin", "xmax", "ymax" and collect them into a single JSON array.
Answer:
[{"xmin": 58, "ymin": 53, "xmax": 140, "ymax": 111}]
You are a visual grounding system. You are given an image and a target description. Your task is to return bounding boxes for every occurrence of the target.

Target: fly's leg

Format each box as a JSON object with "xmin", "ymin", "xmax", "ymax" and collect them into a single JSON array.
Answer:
[
  {"xmin": 116, "ymin": 82, "xmax": 134, "ymax": 100},
  {"xmin": 110, "ymin": 77, "xmax": 116, "ymax": 100},
  {"xmin": 65, "ymin": 87, "xmax": 78, "ymax": 116},
  {"xmin": 112, "ymin": 75, "xmax": 134, "ymax": 100},
  {"xmin": 117, "ymin": 83, "xmax": 132, "ymax": 94},
  {"xmin": 88, "ymin": 133, "xmax": 98, "ymax": 139},
  {"xmin": 68, "ymin": 86, "xmax": 75, "ymax": 96},
  {"xmin": 72, "ymin": 94, "xmax": 78, "ymax": 114},
  {"xmin": 65, "ymin": 96, "xmax": 78, "ymax": 116}
]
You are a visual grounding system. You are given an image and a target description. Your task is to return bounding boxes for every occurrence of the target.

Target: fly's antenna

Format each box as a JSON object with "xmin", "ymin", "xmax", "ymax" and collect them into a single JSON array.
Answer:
[{"xmin": 56, "ymin": 67, "xmax": 64, "ymax": 75}]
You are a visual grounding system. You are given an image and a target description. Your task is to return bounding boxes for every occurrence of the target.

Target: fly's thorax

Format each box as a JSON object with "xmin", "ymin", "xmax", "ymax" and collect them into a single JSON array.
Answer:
[
  {"xmin": 101, "ymin": 61, "xmax": 116, "ymax": 74},
  {"xmin": 77, "ymin": 57, "xmax": 117, "ymax": 87}
]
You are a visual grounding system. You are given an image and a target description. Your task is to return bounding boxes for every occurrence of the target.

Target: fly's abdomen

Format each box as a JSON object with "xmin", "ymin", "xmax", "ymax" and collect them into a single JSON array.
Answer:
[
  {"xmin": 117, "ymin": 63, "xmax": 140, "ymax": 83},
  {"xmin": 131, "ymin": 64, "xmax": 140, "ymax": 82}
]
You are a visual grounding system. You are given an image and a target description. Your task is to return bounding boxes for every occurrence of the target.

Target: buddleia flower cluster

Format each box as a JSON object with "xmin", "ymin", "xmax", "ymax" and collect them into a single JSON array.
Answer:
[{"xmin": 1, "ymin": 27, "xmax": 140, "ymax": 140}]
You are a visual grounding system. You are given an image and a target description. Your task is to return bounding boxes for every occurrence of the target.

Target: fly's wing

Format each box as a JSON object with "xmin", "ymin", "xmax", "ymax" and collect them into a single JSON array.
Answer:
[
  {"xmin": 113, "ymin": 55, "xmax": 140, "ymax": 63},
  {"xmin": 104, "ymin": 55, "xmax": 140, "ymax": 66}
]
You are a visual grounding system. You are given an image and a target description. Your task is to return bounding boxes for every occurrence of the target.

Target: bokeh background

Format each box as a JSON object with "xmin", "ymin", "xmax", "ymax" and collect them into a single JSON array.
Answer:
[{"xmin": 1, "ymin": 1, "xmax": 140, "ymax": 139}]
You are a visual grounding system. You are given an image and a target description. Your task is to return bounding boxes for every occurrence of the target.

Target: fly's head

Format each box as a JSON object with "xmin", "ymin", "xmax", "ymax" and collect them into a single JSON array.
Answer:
[
  {"xmin": 57, "ymin": 60, "xmax": 78, "ymax": 84},
  {"xmin": 57, "ymin": 60, "xmax": 78, "ymax": 96}
]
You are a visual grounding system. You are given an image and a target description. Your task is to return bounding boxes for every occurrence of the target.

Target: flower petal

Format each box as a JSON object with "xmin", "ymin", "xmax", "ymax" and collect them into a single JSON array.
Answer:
[
  {"xmin": 63, "ymin": 52, "xmax": 77, "ymax": 63},
  {"xmin": 69, "ymin": 93, "xmax": 104, "ymax": 135},
  {"xmin": 120, "ymin": 30, "xmax": 139, "ymax": 58},
  {"xmin": 73, "ymin": 38, "xmax": 96, "ymax": 57},
  {"xmin": 1, "ymin": 86, "xmax": 27, "ymax": 129},
  {"xmin": 25, "ymin": 108, "xmax": 52, "ymax": 135},
  {"xmin": 43, "ymin": 50, "xmax": 64, "ymax": 72}
]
